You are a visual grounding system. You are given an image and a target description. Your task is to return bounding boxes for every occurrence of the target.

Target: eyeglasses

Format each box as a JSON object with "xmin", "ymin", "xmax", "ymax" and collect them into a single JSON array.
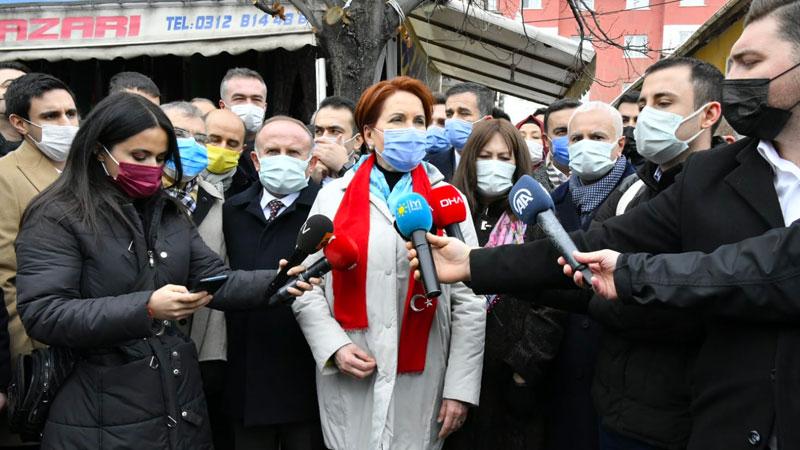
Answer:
[{"xmin": 174, "ymin": 127, "xmax": 208, "ymax": 145}]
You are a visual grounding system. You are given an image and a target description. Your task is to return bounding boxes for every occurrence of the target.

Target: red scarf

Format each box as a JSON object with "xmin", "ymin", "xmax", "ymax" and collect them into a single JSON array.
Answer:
[{"xmin": 332, "ymin": 155, "xmax": 438, "ymax": 373}]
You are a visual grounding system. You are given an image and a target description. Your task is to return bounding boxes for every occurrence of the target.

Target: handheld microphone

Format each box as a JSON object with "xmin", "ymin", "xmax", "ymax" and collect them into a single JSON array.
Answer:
[
  {"xmin": 268, "ymin": 235, "xmax": 359, "ymax": 306},
  {"xmin": 394, "ymin": 192, "xmax": 442, "ymax": 298},
  {"xmin": 266, "ymin": 214, "xmax": 334, "ymax": 298},
  {"xmin": 430, "ymin": 185, "xmax": 466, "ymax": 242},
  {"xmin": 508, "ymin": 175, "xmax": 594, "ymax": 287}
]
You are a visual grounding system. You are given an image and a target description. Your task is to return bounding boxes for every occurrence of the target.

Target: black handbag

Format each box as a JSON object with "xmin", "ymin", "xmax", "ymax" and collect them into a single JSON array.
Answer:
[{"xmin": 7, "ymin": 346, "xmax": 76, "ymax": 441}]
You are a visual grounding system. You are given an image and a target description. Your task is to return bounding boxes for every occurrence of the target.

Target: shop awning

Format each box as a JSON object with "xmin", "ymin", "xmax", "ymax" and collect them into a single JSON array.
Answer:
[
  {"xmin": 0, "ymin": 0, "xmax": 314, "ymax": 62},
  {"xmin": 407, "ymin": 0, "xmax": 595, "ymax": 104}
]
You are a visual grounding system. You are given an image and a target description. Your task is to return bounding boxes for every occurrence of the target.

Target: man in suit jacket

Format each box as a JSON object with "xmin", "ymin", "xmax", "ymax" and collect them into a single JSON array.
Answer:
[
  {"xmin": 419, "ymin": 2, "xmax": 800, "ymax": 447},
  {"xmin": 223, "ymin": 115, "xmax": 324, "ymax": 450},
  {"xmin": 0, "ymin": 73, "xmax": 78, "ymax": 362},
  {"xmin": 426, "ymin": 82, "xmax": 493, "ymax": 181}
]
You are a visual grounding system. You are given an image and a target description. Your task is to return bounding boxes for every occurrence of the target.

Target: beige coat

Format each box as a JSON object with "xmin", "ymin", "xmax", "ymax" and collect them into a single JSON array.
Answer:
[
  {"xmin": 292, "ymin": 163, "xmax": 486, "ymax": 450},
  {"xmin": 190, "ymin": 177, "xmax": 228, "ymax": 362},
  {"xmin": 0, "ymin": 141, "xmax": 58, "ymax": 361}
]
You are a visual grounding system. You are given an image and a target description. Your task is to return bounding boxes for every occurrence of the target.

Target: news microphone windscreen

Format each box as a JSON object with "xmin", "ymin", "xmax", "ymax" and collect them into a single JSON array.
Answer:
[
  {"xmin": 509, "ymin": 175, "xmax": 554, "ymax": 223},
  {"xmin": 394, "ymin": 193, "xmax": 433, "ymax": 239},
  {"xmin": 430, "ymin": 185, "xmax": 467, "ymax": 227},
  {"xmin": 296, "ymin": 215, "xmax": 334, "ymax": 253},
  {"xmin": 323, "ymin": 236, "xmax": 359, "ymax": 271}
]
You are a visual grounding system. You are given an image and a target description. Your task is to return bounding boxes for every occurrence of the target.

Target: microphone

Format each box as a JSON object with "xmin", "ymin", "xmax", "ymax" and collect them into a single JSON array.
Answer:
[
  {"xmin": 394, "ymin": 192, "xmax": 441, "ymax": 298},
  {"xmin": 265, "ymin": 214, "xmax": 334, "ymax": 298},
  {"xmin": 508, "ymin": 175, "xmax": 594, "ymax": 287},
  {"xmin": 268, "ymin": 235, "xmax": 359, "ymax": 306},
  {"xmin": 430, "ymin": 185, "xmax": 466, "ymax": 242}
]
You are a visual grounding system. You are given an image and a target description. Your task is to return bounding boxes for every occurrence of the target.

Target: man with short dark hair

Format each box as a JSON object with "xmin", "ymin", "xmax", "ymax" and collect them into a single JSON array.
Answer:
[
  {"xmin": 431, "ymin": 92, "xmax": 447, "ymax": 128},
  {"xmin": 218, "ymin": 68, "xmax": 268, "ymax": 197},
  {"xmin": 108, "ymin": 71, "xmax": 161, "ymax": 104},
  {"xmin": 309, "ymin": 96, "xmax": 363, "ymax": 184},
  {"xmin": 426, "ymin": 82, "xmax": 494, "ymax": 181},
  {"xmin": 0, "ymin": 73, "xmax": 78, "ymax": 366},
  {"xmin": 544, "ymin": 98, "xmax": 582, "ymax": 187},
  {"xmin": 0, "ymin": 62, "xmax": 30, "ymax": 156},
  {"xmin": 223, "ymin": 116, "xmax": 324, "ymax": 450},
  {"xmin": 616, "ymin": 90, "xmax": 644, "ymax": 169}
]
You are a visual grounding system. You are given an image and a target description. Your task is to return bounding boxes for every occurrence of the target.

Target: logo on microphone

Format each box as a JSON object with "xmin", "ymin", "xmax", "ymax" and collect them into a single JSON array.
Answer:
[
  {"xmin": 397, "ymin": 198, "xmax": 424, "ymax": 217},
  {"xmin": 438, "ymin": 197, "xmax": 463, "ymax": 208},
  {"xmin": 512, "ymin": 188, "xmax": 533, "ymax": 214}
]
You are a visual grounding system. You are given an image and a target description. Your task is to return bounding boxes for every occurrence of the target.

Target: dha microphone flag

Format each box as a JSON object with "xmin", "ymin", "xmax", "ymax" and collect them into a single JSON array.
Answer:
[
  {"xmin": 266, "ymin": 214, "xmax": 334, "ymax": 298},
  {"xmin": 268, "ymin": 235, "xmax": 359, "ymax": 306},
  {"xmin": 509, "ymin": 175, "xmax": 594, "ymax": 286},
  {"xmin": 430, "ymin": 185, "xmax": 466, "ymax": 242},
  {"xmin": 394, "ymin": 192, "xmax": 441, "ymax": 298}
]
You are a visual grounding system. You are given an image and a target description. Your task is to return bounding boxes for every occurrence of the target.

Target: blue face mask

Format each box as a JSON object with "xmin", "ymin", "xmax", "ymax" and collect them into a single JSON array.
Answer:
[
  {"xmin": 551, "ymin": 136, "xmax": 570, "ymax": 167},
  {"xmin": 426, "ymin": 126, "xmax": 450, "ymax": 154},
  {"xmin": 445, "ymin": 118, "xmax": 474, "ymax": 151},
  {"xmin": 167, "ymin": 138, "xmax": 209, "ymax": 180},
  {"xmin": 377, "ymin": 127, "xmax": 428, "ymax": 172}
]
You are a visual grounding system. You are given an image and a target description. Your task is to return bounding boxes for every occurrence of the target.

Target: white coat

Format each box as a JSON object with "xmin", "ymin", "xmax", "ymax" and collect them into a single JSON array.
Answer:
[{"xmin": 293, "ymin": 163, "xmax": 486, "ymax": 450}]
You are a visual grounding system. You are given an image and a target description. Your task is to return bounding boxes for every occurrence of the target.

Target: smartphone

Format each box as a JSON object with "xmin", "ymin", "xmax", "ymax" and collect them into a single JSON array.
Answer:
[{"xmin": 192, "ymin": 274, "xmax": 228, "ymax": 294}]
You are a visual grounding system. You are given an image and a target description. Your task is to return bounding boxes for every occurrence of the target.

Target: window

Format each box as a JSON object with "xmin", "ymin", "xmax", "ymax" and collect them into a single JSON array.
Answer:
[
  {"xmin": 485, "ymin": 0, "xmax": 497, "ymax": 10},
  {"xmin": 624, "ymin": 35, "xmax": 649, "ymax": 58},
  {"xmin": 522, "ymin": 0, "xmax": 542, "ymax": 9},
  {"xmin": 680, "ymin": 0, "xmax": 705, "ymax": 6},
  {"xmin": 576, "ymin": 0, "xmax": 594, "ymax": 11},
  {"xmin": 626, "ymin": 0, "xmax": 649, "ymax": 9}
]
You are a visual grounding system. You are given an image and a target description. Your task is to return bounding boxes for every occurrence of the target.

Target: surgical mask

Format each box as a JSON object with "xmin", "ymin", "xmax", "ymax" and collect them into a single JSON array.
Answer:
[
  {"xmin": 375, "ymin": 127, "xmax": 427, "ymax": 172},
  {"xmin": 205, "ymin": 144, "xmax": 241, "ymax": 174},
  {"xmin": 551, "ymin": 136, "xmax": 570, "ymax": 166},
  {"xmin": 258, "ymin": 154, "xmax": 310, "ymax": 196},
  {"xmin": 476, "ymin": 159, "xmax": 516, "ymax": 197},
  {"xmin": 426, "ymin": 126, "xmax": 450, "ymax": 154},
  {"xmin": 526, "ymin": 140, "xmax": 544, "ymax": 164},
  {"xmin": 568, "ymin": 139, "xmax": 617, "ymax": 181},
  {"xmin": 722, "ymin": 60, "xmax": 800, "ymax": 140},
  {"xmin": 25, "ymin": 119, "xmax": 79, "ymax": 162},
  {"xmin": 166, "ymin": 138, "xmax": 208, "ymax": 180},
  {"xmin": 102, "ymin": 147, "xmax": 163, "ymax": 199},
  {"xmin": 231, "ymin": 103, "xmax": 265, "ymax": 133},
  {"xmin": 634, "ymin": 105, "xmax": 707, "ymax": 165},
  {"xmin": 445, "ymin": 118, "xmax": 477, "ymax": 151}
]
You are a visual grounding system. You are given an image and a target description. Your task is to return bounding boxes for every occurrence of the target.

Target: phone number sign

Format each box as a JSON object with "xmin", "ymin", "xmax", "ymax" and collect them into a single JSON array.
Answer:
[{"xmin": 0, "ymin": 2, "xmax": 312, "ymax": 50}]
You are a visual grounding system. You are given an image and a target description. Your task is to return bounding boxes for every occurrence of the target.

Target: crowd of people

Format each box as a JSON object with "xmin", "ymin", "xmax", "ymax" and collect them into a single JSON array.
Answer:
[{"xmin": 0, "ymin": 0, "xmax": 797, "ymax": 449}]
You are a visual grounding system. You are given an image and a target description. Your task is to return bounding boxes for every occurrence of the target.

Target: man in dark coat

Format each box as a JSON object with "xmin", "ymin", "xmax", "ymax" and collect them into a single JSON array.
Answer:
[
  {"xmin": 430, "ymin": 2, "xmax": 800, "ymax": 447},
  {"xmin": 425, "ymin": 82, "xmax": 493, "ymax": 181},
  {"xmin": 223, "ymin": 115, "xmax": 324, "ymax": 450},
  {"xmin": 587, "ymin": 57, "xmax": 723, "ymax": 450},
  {"xmin": 539, "ymin": 101, "xmax": 635, "ymax": 450}
]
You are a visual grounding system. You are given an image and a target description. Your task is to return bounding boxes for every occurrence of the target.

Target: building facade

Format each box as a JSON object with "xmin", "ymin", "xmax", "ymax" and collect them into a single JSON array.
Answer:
[{"xmin": 496, "ymin": 0, "xmax": 727, "ymax": 102}]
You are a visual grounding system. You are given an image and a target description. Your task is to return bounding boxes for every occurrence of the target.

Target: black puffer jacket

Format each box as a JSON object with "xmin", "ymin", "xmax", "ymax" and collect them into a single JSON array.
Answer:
[
  {"xmin": 588, "ymin": 161, "xmax": 704, "ymax": 449},
  {"xmin": 15, "ymin": 195, "xmax": 277, "ymax": 450}
]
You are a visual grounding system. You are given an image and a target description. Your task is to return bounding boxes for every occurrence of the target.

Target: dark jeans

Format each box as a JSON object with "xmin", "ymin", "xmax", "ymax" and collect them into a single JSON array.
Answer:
[
  {"xmin": 232, "ymin": 419, "xmax": 325, "ymax": 450},
  {"xmin": 599, "ymin": 426, "xmax": 664, "ymax": 450}
]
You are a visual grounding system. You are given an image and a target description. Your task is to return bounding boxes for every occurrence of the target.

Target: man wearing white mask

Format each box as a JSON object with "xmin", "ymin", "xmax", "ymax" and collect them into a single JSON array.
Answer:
[
  {"xmin": 0, "ymin": 73, "xmax": 78, "ymax": 366},
  {"xmin": 219, "ymin": 67, "xmax": 268, "ymax": 196},
  {"xmin": 584, "ymin": 57, "xmax": 723, "ymax": 450},
  {"xmin": 222, "ymin": 116, "xmax": 324, "ymax": 450}
]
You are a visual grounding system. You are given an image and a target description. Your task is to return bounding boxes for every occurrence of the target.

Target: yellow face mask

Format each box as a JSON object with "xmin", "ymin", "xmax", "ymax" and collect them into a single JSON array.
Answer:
[{"xmin": 205, "ymin": 145, "xmax": 241, "ymax": 174}]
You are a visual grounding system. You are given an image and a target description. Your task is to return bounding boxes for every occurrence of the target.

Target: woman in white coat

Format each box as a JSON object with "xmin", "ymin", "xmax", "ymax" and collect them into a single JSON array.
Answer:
[{"xmin": 292, "ymin": 77, "xmax": 486, "ymax": 450}]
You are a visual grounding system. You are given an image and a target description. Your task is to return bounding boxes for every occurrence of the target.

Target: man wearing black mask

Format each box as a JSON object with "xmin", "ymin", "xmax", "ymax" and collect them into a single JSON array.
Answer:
[
  {"xmin": 410, "ymin": 1, "xmax": 800, "ymax": 448},
  {"xmin": 616, "ymin": 90, "xmax": 644, "ymax": 170}
]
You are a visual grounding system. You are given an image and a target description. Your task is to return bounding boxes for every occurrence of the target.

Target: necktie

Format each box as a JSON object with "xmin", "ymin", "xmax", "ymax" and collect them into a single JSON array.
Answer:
[{"xmin": 266, "ymin": 199, "xmax": 285, "ymax": 222}]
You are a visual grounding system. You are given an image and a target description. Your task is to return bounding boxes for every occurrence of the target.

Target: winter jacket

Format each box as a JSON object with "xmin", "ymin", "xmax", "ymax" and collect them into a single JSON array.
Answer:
[
  {"xmin": 15, "ymin": 195, "xmax": 279, "ymax": 450},
  {"xmin": 587, "ymin": 162, "xmax": 703, "ymax": 449},
  {"xmin": 292, "ymin": 163, "xmax": 486, "ymax": 450}
]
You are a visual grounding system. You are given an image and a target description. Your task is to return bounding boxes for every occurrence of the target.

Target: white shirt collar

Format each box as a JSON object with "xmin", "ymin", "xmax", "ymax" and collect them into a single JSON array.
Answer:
[
  {"xmin": 757, "ymin": 139, "xmax": 800, "ymax": 225},
  {"xmin": 260, "ymin": 188, "xmax": 301, "ymax": 218}
]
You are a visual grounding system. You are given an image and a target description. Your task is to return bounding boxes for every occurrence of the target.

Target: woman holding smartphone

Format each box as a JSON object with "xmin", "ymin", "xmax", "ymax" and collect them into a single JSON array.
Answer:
[{"xmin": 14, "ymin": 93, "xmax": 313, "ymax": 449}]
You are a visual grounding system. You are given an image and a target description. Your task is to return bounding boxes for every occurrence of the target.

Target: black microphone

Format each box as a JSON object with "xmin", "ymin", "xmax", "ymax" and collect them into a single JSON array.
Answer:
[
  {"xmin": 508, "ymin": 175, "xmax": 594, "ymax": 287},
  {"xmin": 265, "ymin": 214, "xmax": 333, "ymax": 298},
  {"xmin": 394, "ymin": 192, "xmax": 441, "ymax": 298},
  {"xmin": 268, "ymin": 236, "xmax": 359, "ymax": 306}
]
